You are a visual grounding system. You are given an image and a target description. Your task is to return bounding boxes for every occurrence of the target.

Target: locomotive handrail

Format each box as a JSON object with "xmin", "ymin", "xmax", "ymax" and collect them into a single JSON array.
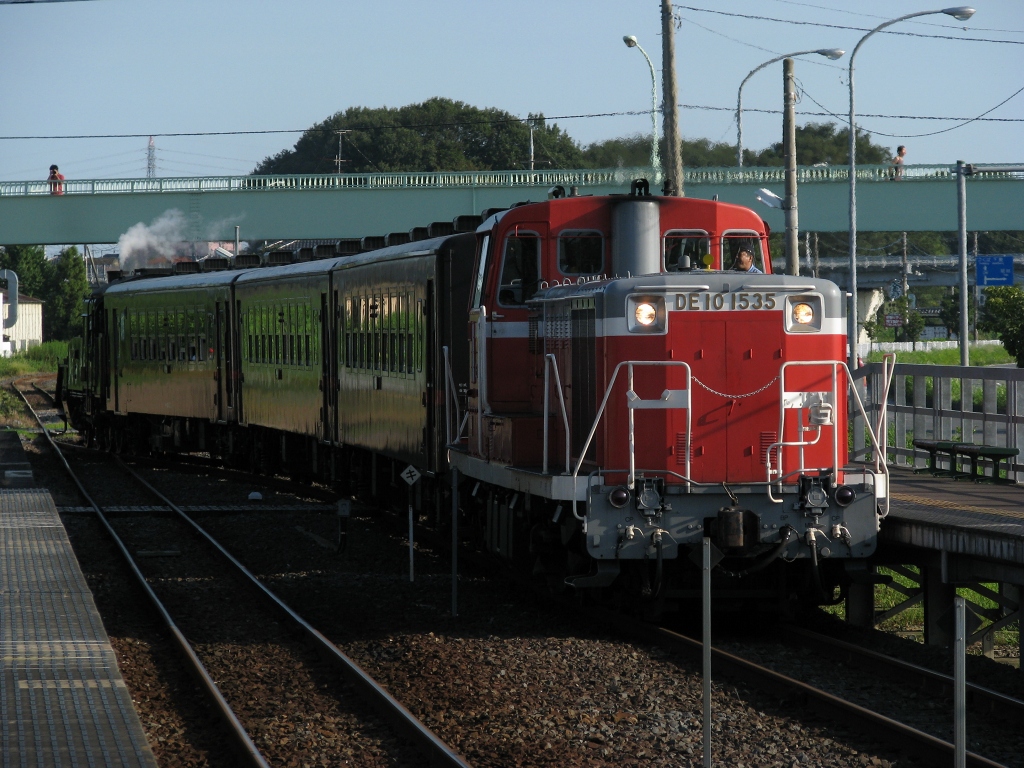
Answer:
[
  {"xmin": 572, "ymin": 360, "xmax": 693, "ymax": 495},
  {"xmin": 542, "ymin": 354, "xmax": 571, "ymax": 475},
  {"xmin": 766, "ymin": 361, "xmax": 889, "ymax": 516},
  {"xmin": 442, "ymin": 346, "xmax": 468, "ymax": 447}
]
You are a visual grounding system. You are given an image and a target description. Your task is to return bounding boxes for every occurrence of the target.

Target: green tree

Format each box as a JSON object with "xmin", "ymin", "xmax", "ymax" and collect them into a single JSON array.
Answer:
[
  {"xmin": 939, "ymin": 288, "xmax": 976, "ymax": 339},
  {"xmin": 748, "ymin": 123, "xmax": 891, "ymax": 167},
  {"xmin": 979, "ymin": 285, "xmax": 1024, "ymax": 367},
  {"xmin": 43, "ymin": 246, "xmax": 88, "ymax": 341},
  {"xmin": 863, "ymin": 295, "xmax": 924, "ymax": 343},
  {"xmin": 0, "ymin": 245, "xmax": 51, "ymax": 298},
  {"xmin": 254, "ymin": 98, "xmax": 584, "ymax": 174}
]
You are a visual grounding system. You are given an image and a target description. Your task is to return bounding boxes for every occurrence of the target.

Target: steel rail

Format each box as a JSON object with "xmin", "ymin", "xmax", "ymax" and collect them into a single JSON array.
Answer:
[
  {"xmin": 110, "ymin": 454, "xmax": 473, "ymax": 768},
  {"xmin": 12, "ymin": 384, "xmax": 272, "ymax": 768},
  {"xmin": 622, "ymin": 620, "xmax": 1007, "ymax": 768},
  {"xmin": 780, "ymin": 626, "xmax": 1024, "ymax": 725}
]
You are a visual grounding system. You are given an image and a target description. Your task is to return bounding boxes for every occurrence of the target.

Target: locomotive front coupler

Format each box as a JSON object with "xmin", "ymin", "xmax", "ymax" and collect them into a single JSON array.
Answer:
[{"xmin": 795, "ymin": 471, "xmax": 834, "ymax": 518}]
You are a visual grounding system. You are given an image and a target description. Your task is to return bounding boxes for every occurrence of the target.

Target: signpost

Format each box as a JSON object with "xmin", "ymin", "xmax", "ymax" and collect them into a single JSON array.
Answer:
[
  {"xmin": 975, "ymin": 255, "xmax": 1014, "ymax": 287},
  {"xmin": 884, "ymin": 313, "xmax": 904, "ymax": 328},
  {"xmin": 401, "ymin": 465, "xmax": 421, "ymax": 582}
]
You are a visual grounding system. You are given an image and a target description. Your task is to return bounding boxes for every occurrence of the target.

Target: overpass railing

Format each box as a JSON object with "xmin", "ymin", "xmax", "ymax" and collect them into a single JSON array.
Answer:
[
  {"xmin": 852, "ymin": 362, "xmax": 1024, "ymax": 480},
  {"xmin": 3, "ymin": 163, "xmax": 1019, "ymax": 197}
]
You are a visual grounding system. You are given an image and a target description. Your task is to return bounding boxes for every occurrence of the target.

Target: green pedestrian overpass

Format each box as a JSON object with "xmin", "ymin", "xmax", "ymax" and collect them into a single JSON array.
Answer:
[{"xmin": 1, "ymin": 164, "xmax": 1021, "ymax": 246}]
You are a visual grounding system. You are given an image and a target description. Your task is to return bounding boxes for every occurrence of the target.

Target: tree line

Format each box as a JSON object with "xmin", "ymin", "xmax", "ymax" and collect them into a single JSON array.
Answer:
[{"xmin": 0, "ymin": 245, "xmax": 88, "ymax": 342}]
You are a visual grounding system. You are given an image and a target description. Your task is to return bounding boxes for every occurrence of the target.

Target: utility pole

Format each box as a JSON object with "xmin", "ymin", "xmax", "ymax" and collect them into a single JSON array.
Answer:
[
  {"xmin": 147, "ymin": 136, "xmax": 156, "ymax": 179},
  {"xmin": 783, "ymin": 58, "xmax": 799, "ymax": 275},
  {"xmin": 901, "ymin": 232, "xmax": 909, "ymax": 299},
  {"xmin": 334, "ymin": 130, "xmax": 352, "ymax": 174},
  {"xmin": 972, "ymin": 231, "xmax": 979, "ymax": 342},
  {"xmin": 661, "ymin": 0, "xmax": 683, "ymax": 196}
]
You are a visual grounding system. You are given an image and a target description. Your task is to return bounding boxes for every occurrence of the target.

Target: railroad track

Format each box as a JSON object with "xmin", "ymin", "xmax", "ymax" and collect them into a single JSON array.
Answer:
[
  {"xmin": 17, "ymin": 383, "xmax": 472, "ymax": 768},
  {"xmin": 616, "ymin": 618, "xmax": 1017, "ymax": 768}
]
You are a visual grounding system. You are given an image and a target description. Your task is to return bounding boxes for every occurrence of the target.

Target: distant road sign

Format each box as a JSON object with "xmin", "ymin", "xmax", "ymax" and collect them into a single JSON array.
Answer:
[
  {"xmin": 976, "ymin": 255, "xmax": 1014, "ymax": 286},
  {"xmin": 885, "ymin": 313, "xmax": 904, "ymax": 328},
  {"xmin": 916, "ymin": 306, "xmax": 942, "ymax": 317}
]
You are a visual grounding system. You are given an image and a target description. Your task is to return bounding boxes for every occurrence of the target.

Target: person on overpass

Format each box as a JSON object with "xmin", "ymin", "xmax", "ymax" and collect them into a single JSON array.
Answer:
[{"xmin": 48, "ymin": 164, "xmax": 65, "ymax": 195}]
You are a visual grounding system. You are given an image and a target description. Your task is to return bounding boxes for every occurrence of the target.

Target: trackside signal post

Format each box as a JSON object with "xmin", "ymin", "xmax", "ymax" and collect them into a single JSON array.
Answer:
[{"xmin": 402, "ymin": 464, "xmax": 421, "ymax": 581}]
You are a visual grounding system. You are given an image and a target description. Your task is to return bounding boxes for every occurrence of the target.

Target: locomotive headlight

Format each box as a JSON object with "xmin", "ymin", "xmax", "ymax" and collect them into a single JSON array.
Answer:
[
  {"xmin": 792, "ymin": 302, "xmax": 815, "ymax": 325},
  {"xmin": 784, "ymin": 295, "xmax": 822, "ymax": 333},
  {"xmin": 635, "ymin": 303, "xmax": 657, "ymax": 326},
  {"xmin": 627, "ymin": 295, "xmax": 666, "ymax": 333}
]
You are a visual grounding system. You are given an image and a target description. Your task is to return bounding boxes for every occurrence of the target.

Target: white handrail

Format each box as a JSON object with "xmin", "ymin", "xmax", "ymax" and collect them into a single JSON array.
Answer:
[
  {"xmin": 542, "ymin": 354, "xmax": 571, "ymax": 475},
  {"xmin": 572, "ymin": 360, "xmax": 692, "ymax": 489}
]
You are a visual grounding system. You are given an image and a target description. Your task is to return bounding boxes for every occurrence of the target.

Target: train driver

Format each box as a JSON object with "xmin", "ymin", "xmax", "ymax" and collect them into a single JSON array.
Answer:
[{"xmin": 732, "ymin": 247, "xmax": 762, "ymax": 274}]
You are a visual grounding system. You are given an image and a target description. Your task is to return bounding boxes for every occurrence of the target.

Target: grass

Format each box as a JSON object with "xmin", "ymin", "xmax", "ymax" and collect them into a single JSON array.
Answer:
[
  {"xmin": 0, "ymin": 341, "xmax": 68, "ymax": 377},
  {"xmin": 866, "ymin": 345, "xmax": 1015, "ymax": 367}
]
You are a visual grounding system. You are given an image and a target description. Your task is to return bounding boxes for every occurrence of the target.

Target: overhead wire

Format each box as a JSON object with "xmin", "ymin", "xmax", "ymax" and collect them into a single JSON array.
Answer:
[
  {"xmin": 672, "ymin": 5, "xmax": 1024, "ymax": 45},
  {"xmin": 761, "ymin": 0, "xmax": 1024, "ymax": 34}
]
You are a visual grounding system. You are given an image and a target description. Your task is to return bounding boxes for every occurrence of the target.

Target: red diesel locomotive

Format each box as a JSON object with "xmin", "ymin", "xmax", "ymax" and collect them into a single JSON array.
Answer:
[{"xmin": 61, "ymin": 178, "xmax": 885, "ymax": 611}]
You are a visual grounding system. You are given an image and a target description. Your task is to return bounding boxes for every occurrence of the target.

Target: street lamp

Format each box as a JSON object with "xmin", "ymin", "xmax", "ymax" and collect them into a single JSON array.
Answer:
[
  {"xmin": 736, "ymin": 48, "xmax": 845, "ymax": 168},
  {"xmin": 623, "ymin": 35, "xmax": 662, "ymax": 175},
  {"xmin": 846, "ymin": 7, "xmax": 976, "ymax": 371}
]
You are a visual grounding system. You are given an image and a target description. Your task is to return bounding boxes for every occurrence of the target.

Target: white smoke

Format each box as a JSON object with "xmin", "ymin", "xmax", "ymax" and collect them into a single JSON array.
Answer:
[{"xmin": 117, "ymin": 209, "xmax": 192, "ymax": 273}]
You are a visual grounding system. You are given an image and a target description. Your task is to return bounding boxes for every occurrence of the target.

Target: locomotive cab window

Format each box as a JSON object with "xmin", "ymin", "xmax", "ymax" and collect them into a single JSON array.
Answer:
[
  {"xmin": 723, "ymin": 232, "xmax": 766, "ymax": 274},
  {"xmin": 498, "ymin": 233, "xmax": 541, "ymax": 306},
  {"xmin": 558, "ymin": 230, "xmax": 604, "ymax": 275},
  {"xmin": 664, "ymin": 230, "xmax": 710, "ymax": 271}
]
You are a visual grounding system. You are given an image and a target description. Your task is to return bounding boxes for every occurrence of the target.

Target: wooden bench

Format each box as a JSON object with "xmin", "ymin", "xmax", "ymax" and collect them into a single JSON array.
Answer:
[{"xmin": 913, "ymin": 439, "xmax": 1018, "ymax": 483}]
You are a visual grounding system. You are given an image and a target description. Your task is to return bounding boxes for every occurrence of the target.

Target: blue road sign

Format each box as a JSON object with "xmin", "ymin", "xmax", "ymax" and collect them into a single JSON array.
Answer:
[{"xmin": 976, "ymin": 255, "xmax": 1015, "ymax": 286}]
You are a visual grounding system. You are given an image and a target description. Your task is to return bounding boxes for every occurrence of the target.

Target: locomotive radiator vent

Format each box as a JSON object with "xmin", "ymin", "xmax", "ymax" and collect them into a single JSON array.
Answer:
[
  {"xmin": 385, "ymin": 232, "xmax": 411, "ymax": 247},
  {"xmin": 428, "ymin": 221, "xmax": 455, "ymax": 238},
  {"xmin": 453, "ymin": 214, "xmax": 482, "ymax": 232},
  {"xmin": 233, "ymin": 253, "xmax": 261, "ymax": 269},
  {"xmin": 759, "ymin": 431, "xmax": 778, "ymax": 466},
  {"xmin": 360, "ymin": 236, "xmax": 386, "ymax": 252},
  {"xmin": 314, "ymin": 243, "xmax": 338, "ymax": 259},
  {"xmin": 409, "ymin": 226, "xmax": 430, "ymax": 242},
  {"xmin": 337, "ymin": 239, "xmax": 362, "ymax": 255},
  {"xmin": 267, "ymin": 250, "xmax": 294, "ymax": 266}
]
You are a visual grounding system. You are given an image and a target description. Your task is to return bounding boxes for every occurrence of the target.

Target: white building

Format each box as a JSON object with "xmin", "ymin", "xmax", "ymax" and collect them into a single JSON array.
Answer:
[{"xmin": 1, "ymin": 290, "xmax": 44, "ymax": 355}]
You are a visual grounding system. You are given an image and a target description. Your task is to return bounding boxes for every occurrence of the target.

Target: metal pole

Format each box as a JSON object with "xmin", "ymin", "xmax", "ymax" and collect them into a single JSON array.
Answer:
[
  {"xmin": 846, "ymin": 7, "xmax": 977, "ymax": 369},
  {"xmin": 702, "ymin": 537, "xmax": 712, "ymax": 768},
  {"xmin": 972, "ymin": 232, "xmax": 979, "ymax": 342},
  {"xmin": 783, "ymin": 58, "xmax": 799, "ymax": 276},
  {"xmin": 954, "ymin": 595, "xmax": 966, "ymax": 768},
  {"xmin": 408, "ymin": 484, "xmax": 415, "ymax": 582},
  {"xmin": 957, "ymin": 161, "xmax": 970, "ymax": 367},
  {"xmin": 661, "ymin": 0, "xmax": 683, "ymax": 196},
  {"xmin": 234, "ymin": 225, "xmax": 240, "ymax": 257},
  {"xmin": 451, "ymin": 468, "xmax": 459, "ymax": 617}
]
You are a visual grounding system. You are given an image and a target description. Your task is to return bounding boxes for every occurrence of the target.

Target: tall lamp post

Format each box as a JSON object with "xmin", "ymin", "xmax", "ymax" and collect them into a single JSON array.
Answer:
[
  {"xmin": 736, "ymin": 48, "xmax": 845, "ymax": 168},
  {"xmin": 623, "ymin": 35, "xmax": 662, "ymax": 176},
  {"xmin": 846, "ymin": 6, "xmax": 976, "ymax": 371}
]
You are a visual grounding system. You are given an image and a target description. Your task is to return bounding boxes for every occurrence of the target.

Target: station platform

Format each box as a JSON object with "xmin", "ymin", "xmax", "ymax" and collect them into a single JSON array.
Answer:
[
  {"xmin": 883, "ymin": 467, "xmax": 1024, "ymax": 575},
  {"xmin": 0, "ymin": 488, "xmax": 157, "ymax": 767}
]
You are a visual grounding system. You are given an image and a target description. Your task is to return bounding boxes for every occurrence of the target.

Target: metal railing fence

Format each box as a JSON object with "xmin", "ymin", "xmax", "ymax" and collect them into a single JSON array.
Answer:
[
  {"xmin": 4, "ymin": 163, "xmax": 1018, "ymax": 197},
  {"xmin": 852, "ymin": 362, "xmax": 1024, "ymax": 480}
]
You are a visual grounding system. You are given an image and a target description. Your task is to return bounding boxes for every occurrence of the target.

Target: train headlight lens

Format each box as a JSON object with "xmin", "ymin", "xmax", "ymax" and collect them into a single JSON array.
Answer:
[
  {"xmin": 635, "ymin": 303, "xmax": 657, "ymax": 326},
  {"xmin": 609, "ymin": 487, "xmax": 631, "ymax": 508},
  {"xmin": 792, "ymin": 302, "xmax": 815, "ymax": 325}
]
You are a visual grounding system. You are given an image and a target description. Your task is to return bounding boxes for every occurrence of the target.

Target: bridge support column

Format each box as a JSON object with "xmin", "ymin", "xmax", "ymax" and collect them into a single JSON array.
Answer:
[
  {"xmin": 846, "ymin": 581, "xmax": 876, "ymax": 628},
  {"xmin": 923, "ymin": 564, "xmax": 956, "ymax": 647}
]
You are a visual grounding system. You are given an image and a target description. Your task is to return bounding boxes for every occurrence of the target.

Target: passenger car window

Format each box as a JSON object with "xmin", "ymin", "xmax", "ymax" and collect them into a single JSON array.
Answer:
[
  {"xmin": 558, "ymin": 231, "xmax": 603, "ymax": 275},
  {"xmin": 498, "ymin": 234, "xmax": 540, "ymax": 306}
]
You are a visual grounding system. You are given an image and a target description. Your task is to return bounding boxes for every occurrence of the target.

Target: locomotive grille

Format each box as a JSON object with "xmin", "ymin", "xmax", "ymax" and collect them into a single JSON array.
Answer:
[
  {"xmin": 760, "ymin": 431, "xmax": 778, "ymax": 467},
  {"xmin": 675, "ymin": 433, "xmax": 690, "ymax": 465},
  {"xmin": 528, "ymin": 314, "xmax": 539, "ymax": 354},
  {"xmin": 570, "ymin": 299, "xmax": 596, "ymax": 461}
]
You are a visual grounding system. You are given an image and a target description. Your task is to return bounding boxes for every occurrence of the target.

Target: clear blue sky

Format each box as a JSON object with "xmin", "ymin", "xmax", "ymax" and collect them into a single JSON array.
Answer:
[{"xmin": 1, "ymin": 0, "xmax": 1021, "ymax": 181}]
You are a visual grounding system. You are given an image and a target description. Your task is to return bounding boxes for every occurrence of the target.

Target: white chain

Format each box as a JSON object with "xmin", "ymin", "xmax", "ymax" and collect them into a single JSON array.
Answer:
[{"xmin": 691, "ymin": 374, "xmax": 780, "ymax": 400}]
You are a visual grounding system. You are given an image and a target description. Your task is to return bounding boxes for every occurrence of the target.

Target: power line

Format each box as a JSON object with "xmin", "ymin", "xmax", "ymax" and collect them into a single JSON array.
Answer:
[
  {"xmin": 2, "ymin": 98, "xmax": 1023, "ymax": 144},
  {"xmin": 673, "ymin": 5, "xmax": 1024, "ymax": 45},
  {"xmin": 761, "ymin": 0, "xmax": 1024, "ymax": 35}
]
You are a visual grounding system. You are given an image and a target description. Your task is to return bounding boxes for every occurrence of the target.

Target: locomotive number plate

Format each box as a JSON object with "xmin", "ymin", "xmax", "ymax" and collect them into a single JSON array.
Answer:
[{"xmin": 675, "ymin": 292, "xmax": 778, "ymax": 311}]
